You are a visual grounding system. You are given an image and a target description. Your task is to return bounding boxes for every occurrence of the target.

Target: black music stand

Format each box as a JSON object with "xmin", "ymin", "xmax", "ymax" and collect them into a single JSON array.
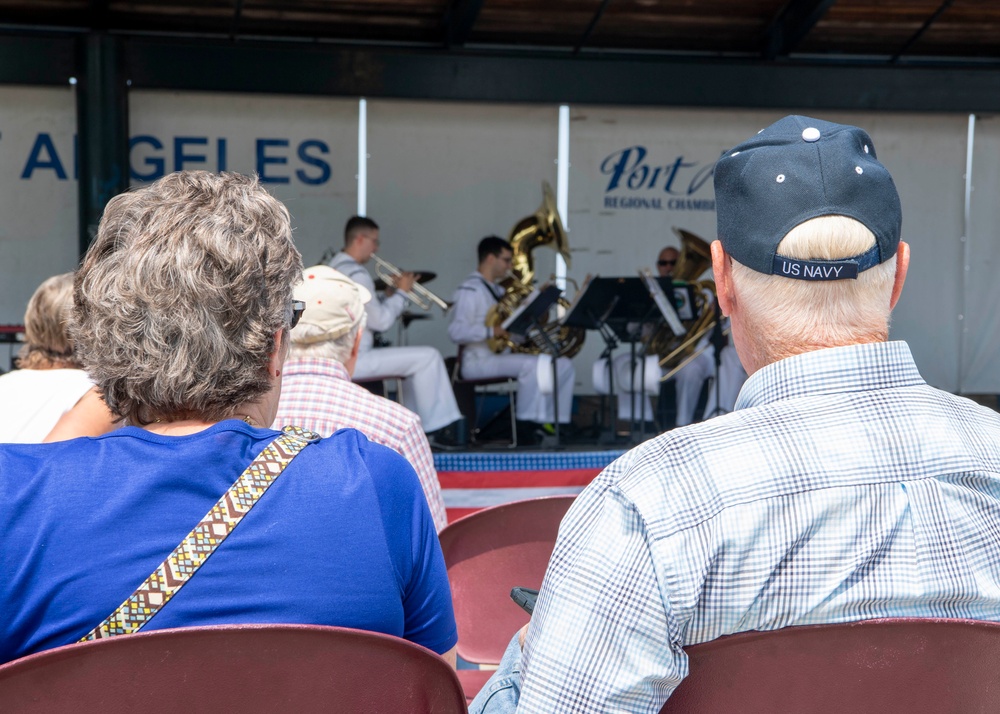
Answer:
[
  {"xmin": 564, "ymin": 277, "xmax": 663, "ymax": 442},
  {"xmin": 564, "ymin": 276, "xmax": 624, "ymax": 441},
  {"xmin": 503, "ymin": 284, "xmax": 564, "ymax": 447}
]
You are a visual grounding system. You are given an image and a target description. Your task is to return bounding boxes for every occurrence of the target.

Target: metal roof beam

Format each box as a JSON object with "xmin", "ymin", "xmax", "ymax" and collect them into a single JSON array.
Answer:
[
  {"xmin": 762, "ymin": 0, "xmax": 838, "ymax": 60},
  {"xmin": 575, "ymin": 0, "xmax": 614, "ymax": 54},
  {"xmin": 2, "ymin": 33, "xmax": 999, "ymax": 114},
  {"xmin": 231, "ymin": 0, "xmax": 244, "ymax": 41},
  {"xmin": 891, "ymin": 0, "xmax": 954, "ymax": 63},
  {"xmin": 443, "ymin": 0, "xmax": 486, "ymax": 48},
  {"xmin": 114, "ymin": 37, "xmax": 1000, "ymax": 113}
]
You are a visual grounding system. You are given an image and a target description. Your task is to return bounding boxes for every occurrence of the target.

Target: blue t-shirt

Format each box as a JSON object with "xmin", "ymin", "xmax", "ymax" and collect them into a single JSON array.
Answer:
[{"xmin": 0, "ymin": 421, "xmax": 457, "ymax": 663}]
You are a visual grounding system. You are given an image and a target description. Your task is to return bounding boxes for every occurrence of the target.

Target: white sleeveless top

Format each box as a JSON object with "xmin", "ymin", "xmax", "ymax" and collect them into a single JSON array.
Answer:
[{"xmin": 0, "ymin": 368, "xmax": 94, "ymax": 443}]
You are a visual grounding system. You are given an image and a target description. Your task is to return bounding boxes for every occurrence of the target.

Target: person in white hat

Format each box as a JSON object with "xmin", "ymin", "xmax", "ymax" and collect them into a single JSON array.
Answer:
[{"xmin": 274, "ymin": 265, "xmax": 448, "ymax": 532}]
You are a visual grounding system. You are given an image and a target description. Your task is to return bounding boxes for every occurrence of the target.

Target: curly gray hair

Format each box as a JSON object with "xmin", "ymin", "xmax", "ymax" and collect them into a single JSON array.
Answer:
[{"xmin": 72, "ymin": 171, "xmax": 302, "ymax": 425}]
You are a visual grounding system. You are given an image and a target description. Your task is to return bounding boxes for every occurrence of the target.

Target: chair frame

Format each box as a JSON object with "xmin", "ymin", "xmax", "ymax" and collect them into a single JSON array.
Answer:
[{"xmin": 448, "ymin": 346, "xmax": 518, "ymax": 447}]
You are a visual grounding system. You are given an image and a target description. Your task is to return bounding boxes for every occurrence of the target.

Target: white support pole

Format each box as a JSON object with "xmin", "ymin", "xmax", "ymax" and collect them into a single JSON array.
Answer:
[
  {"xmin": 958, "ymin": 113, "xmax": 975, "ymax": 392},
  {"xmin": 357, "ymin": 98, "xmax": 368, "ymax": 216},
  {"xmin": 556, "ymin": 104, "xmax": 570, "ymax": 297}
]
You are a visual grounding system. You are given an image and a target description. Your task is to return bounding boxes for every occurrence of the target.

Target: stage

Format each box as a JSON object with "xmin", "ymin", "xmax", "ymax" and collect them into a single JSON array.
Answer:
[{"xmin": 434, "ymin": 448, "xmax": 627, "ymax": 523}]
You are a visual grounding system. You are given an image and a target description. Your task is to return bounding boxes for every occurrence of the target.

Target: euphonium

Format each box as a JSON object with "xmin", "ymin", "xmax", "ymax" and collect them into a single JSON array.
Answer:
[
  {"xmin": 485, "ymin": 182, "xmax": 586, "ymax": 358},
  {"xmin": 647, "ymin": 227, "xmax": 719, "ymax": 381}
]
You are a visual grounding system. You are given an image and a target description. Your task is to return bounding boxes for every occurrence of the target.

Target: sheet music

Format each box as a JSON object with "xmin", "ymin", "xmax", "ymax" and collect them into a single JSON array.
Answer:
[
  {"xmin": 640, "ymin": 268, "xmax": 685, "ymax": 336},
  {"xmin": 501, "ymin": 288, "xmax": 540, "ymax": 332},
  {"xmin": 559, "ymin": 274, "xmax": 598, "ymax": 326}
]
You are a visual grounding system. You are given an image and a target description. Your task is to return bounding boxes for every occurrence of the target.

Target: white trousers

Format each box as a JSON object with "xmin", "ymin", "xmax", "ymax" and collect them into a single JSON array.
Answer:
[
  {"xmin": 353, "ymin": 345, "xmax": 463, "ymax": 433},
  {"xmin": 597, "ymin": 353, "xmax": 656, "ymax": 423},
  {"xmin": 460, "ymin": 348, "xmax": 575, "ymax": 424},
  {"xmin": 672, "ymin": 345, "xmax": 747, "ymax": 426},
  {"xmin": 599, "ymin": 346, "xmax": 747, "ymax": 426}
]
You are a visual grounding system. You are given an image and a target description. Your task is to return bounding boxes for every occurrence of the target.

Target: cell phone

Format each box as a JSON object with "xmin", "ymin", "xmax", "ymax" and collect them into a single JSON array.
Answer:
[{"xmin": 510, "ymin": 587, "xmax": 539, "ymax": 615}]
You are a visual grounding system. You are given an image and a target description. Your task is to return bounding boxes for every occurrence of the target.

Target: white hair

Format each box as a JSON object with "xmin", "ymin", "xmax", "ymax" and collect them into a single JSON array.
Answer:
[
  {"xmin": 289, "ymin": 313, "xmax": 367, "ymax": 364},
  {"xmin": 731, "ymin": 215, "xmax": 897, "ymax": 367}
]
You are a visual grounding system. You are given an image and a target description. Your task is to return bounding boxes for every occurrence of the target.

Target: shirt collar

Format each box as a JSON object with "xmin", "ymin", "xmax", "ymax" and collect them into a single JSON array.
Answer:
[
  {"xmin": 735, "ymin": 341, "xmax": 925, "ymax": 410},
  {"xmin": 283, "ymin": 356, "xmax": 351, "ymax": 382}
]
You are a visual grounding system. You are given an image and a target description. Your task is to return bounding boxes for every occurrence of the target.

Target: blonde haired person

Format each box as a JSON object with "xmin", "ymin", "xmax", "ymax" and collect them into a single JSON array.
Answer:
[
  {"xmin": 472, "ymin": 116, "xmax": 1000, "ymax": 714},
  {"xmin": 0, "ymin": 273, "xmax": 116, "ymax": 442},
  {"xmin": 0, "ymin": 171, "xmax": 456, "ymax": 666}
]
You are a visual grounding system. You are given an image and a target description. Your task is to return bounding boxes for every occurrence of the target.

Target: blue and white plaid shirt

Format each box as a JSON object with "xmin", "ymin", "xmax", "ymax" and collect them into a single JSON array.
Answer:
[{"xmin": 513, "ymin": 340, "xmax": 1000, "ymax": 713}]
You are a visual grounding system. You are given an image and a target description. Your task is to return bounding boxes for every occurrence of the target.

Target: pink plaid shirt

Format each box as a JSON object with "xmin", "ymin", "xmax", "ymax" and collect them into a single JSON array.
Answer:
[{"xmin": 274, "ymin": 356, "xmax": 447, "ymax": 531}]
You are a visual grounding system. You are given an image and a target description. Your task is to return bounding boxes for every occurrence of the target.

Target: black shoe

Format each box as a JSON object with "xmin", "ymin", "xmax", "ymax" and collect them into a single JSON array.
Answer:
[
  {"xmin": 428, "ymin": 418, "xmax": 468, "ymax": 449},
  {"xmin": 515, "ymin": 420, "xmax": 542, "ymax": 446}
]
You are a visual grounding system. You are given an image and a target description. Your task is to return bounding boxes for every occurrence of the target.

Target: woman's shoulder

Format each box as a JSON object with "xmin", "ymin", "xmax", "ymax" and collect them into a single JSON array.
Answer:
[
  {"xmin": 298, "ymin": 427, "xmax": 425, "ymax": 501},
  {"xmin": 287, "ymin": 425, "xmax": 411, "ymax": 472}
]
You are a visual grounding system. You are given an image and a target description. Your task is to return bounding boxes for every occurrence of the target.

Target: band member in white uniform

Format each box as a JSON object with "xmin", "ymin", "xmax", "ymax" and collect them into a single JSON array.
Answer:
[
  {"xmin": 604, "ymin": 246, "xmax": 747, "ymax": 427},
  {"xmin": 448, "ymin": 236, "xmax": 575, "ymax": 428},
  {"xmin": 327, "ymin": 216, "xmax": 463, "ymax": 436}
]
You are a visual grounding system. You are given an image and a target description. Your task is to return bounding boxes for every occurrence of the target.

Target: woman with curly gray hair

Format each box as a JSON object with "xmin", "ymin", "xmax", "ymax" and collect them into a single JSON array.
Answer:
[{"xmin": 0, "ymin": 171, "xmax": 457, "ymax": 666}]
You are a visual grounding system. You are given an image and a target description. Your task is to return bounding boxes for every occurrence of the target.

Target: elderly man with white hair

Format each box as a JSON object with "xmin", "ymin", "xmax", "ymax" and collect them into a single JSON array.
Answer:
[
  {"xmin": 470, "ymin": 115, "xmax": 1000, "ymax": 713},
  {"xmin": 274, "ymin": 265, "xmax": 447, "ymax": 532}
]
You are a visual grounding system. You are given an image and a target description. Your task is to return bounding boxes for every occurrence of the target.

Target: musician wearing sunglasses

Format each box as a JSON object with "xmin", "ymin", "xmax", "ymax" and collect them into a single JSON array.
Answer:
[
  {"xmin": 656, "ymin": 246, "xmax": 679, "ymax": 278},
  {"xmin": 599, "ymin": 243, "xmax": 737, "ymax": 431}
]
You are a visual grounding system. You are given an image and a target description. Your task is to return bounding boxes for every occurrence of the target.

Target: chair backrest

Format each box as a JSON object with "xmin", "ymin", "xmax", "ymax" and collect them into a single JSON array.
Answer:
[
  {"xmin": 661, "ymin": 617, "xmax": 1000, "ymax": 714},
  {"xmin": 439, "ymin": 495, "xmax": 576, "ymax": 664},
  {"xmin": 0, "ymin": 624, "xmax": 467, "ymax": 714}
]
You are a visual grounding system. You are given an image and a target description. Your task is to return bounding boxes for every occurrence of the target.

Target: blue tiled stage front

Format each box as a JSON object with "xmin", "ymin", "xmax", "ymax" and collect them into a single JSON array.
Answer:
[{"xmin": 433, "ymin": 449, "xmax": 626, "ymax": 522}]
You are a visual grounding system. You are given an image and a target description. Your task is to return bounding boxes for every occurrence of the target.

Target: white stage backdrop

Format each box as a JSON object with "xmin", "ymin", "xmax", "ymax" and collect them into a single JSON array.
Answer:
[
  {"xmin": 0, "ymin": 87, "xmax": 995, "ymax": 394},
  {"xmin": 965, "ymin": 115, "xmax": 1000, "ymax": 394},
  {"xmin": 365, "ymin": 99, "xmax": 561, "ymax": 370},
  {"xmin": 0, "ymin": 86, "xmax": 79, "ymax": 326},
  {"xmin": 129, "ymin": 90, "xmax": 359, "ymax": 267}
]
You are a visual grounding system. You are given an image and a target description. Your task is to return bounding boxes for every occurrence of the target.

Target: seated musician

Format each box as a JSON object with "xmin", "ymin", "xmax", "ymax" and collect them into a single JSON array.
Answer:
[
  {"xmin": 326, "ymin": 216, "xmax": 464, "ymax": 443},
  {"xmin": 448, "ymin": 236, "xmax": 575, "ymax": 443},
  {"xmin": 0, "ymin": 172, "xmax": 457, "ymax": 666},
  {"xmin": 604, "ymin": 244, "xmax": 746, "ymax": 429},
  {"xmin": 274, "ymin": 265, "xmax": 448, "ymax": 532}
]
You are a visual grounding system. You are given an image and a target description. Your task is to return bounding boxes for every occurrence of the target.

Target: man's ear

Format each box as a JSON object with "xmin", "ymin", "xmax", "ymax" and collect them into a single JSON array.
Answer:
[
  {"xmin": 344, "ymin": 328, "xmax": 364, "ymax": 377},
  {"xmin": 711, "ymin": 240, "xmax": 734, "ymax": 317},
  {"xmin": 889, "ymin": 241, "xmax": 909, "ymax": 310}
]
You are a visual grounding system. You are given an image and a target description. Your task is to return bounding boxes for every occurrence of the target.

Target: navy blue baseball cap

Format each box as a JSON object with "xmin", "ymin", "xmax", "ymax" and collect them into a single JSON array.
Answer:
[{"xmin": 714, "ymin": 115, "xmax": 902, "ymax": 281}]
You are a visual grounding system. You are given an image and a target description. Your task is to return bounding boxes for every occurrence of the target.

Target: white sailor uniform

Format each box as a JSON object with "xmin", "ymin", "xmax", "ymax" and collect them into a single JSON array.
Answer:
[
  {"xmin": 448, "ymin": 271, "xmax": 574, "ymax": 425},
  {"xmin": 328, "ymin": 251, "xmax": 462, "ymax": 434}
]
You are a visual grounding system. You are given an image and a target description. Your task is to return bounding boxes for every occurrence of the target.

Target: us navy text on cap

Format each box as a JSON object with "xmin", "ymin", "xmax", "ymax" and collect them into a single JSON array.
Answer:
[{"xmin": 773, "ymin": 256, "xmax": 860, "ymax": 281}]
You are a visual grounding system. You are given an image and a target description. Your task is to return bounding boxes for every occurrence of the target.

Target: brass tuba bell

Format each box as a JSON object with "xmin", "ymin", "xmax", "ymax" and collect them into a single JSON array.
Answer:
[{"xmin": 485, "ymin": 181, "xmax": 586, "ymax": 359}]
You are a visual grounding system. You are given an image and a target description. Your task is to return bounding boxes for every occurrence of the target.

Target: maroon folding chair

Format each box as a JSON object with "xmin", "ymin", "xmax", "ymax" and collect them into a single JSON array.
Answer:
[
  {"xmin": 0, "ymin": 624, "xmax": 467, "ymax": 713},
  {"xmin": 662, "ymin": 617, "xmax": 1000, "ymax": 713},
  {"xmin": 438, "ymin": 494, "xmax": 576, "ymax": 701}
]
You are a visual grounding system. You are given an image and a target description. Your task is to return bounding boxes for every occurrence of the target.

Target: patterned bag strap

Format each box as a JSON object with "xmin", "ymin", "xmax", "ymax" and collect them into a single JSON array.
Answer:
[{"xmin": 80, "ymin": 425, "xmax": 320, "ymax": 642}]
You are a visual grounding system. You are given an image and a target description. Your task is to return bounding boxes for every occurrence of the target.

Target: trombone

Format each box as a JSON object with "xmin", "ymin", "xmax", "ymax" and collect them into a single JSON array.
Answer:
[{"xmin": 371, "ymin": 255, "xmax": 450, "ymax": 312}]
